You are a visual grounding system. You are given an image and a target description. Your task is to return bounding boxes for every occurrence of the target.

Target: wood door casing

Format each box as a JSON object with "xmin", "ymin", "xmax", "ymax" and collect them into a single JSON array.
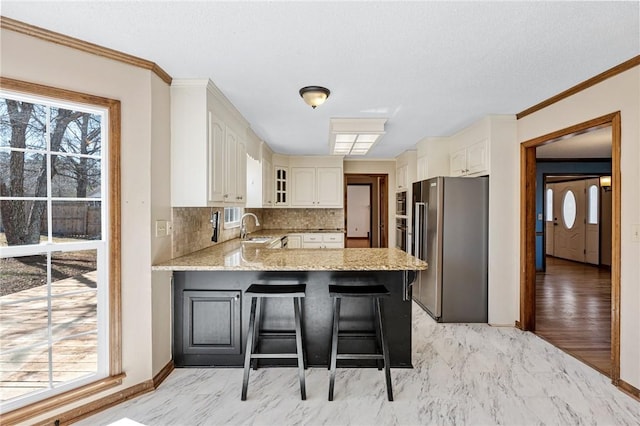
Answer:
[{"xmin": 520, "ymin": 111, "xmax": 621, "ymax": 387}]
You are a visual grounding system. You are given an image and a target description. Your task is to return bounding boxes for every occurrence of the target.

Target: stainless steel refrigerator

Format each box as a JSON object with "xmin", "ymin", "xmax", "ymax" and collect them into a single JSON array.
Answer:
[{"xmin": 412, "ymin": 176, "xmax": 488, "ymax": 322}]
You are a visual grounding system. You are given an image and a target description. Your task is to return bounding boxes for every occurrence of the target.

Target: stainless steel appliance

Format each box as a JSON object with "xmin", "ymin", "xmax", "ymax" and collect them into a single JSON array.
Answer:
[
  {"xmin": 412, "ymin": 176, "xmax": 488, "ymax": 322},
  {"xmin": 396, "ymin": 191, "xmax": 407, "ymax": 216},
  {"xmin": 395, "ymin": 217, "xmax": 408, "ymax": 252}
]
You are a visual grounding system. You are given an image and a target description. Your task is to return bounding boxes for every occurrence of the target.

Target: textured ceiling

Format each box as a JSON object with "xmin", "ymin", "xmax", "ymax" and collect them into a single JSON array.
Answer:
[
  {"xmin": 537, "ymin": 127, "xmax": 612, "ymax": 159},
  {"xmin": 2, "ymin": 1, "xmax": 639, "ymax": 158}
]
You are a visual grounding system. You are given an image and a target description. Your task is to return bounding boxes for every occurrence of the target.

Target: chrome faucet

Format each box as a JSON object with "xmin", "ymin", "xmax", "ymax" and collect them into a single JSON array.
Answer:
[{"xmin": 240, "ymin": 213, "xmax": 260, "ymax": 240}]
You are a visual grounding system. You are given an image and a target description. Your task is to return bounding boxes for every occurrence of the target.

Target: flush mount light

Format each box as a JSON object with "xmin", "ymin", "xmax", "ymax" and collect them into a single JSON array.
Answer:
[
  {"xmin": 299, "ymin": 86, "xmax": 330, "ymax": 109},
  {"xmin": 329, "ymin": 118, "xmax": 387, "ymax": 156}
]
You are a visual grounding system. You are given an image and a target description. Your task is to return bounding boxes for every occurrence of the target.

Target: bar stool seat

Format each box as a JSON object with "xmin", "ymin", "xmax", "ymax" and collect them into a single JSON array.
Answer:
[
  {"xmin": 241, "ymin": 283, "xmax": 307, "ymax": 401},
  {"xmin": 328, "ymin": 283, "xmax": 393, "ymax": 401}
]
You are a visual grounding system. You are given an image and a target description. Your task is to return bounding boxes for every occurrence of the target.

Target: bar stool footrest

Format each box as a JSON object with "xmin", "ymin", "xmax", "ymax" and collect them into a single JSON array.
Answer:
[
  {"xmin": 336, "ymin": 354, "xmax": 384, "ymax": 360},
  {"xmin": 250, "ymin": 353, "xmax": 299, "ymax": 359}
]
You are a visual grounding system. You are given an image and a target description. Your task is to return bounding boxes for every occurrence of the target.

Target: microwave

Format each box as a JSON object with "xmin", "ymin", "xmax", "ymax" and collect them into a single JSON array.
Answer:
[{"xmin": 396, "ymin": 191, "xmax": 407, "ymax": 216}]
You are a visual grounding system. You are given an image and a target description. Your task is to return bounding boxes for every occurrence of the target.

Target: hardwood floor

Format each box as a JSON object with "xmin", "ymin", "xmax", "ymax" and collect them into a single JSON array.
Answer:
[
  {"xmin": 535, "ymin": 256, "xmax": 611, "ymax": 376},
  {"xmin": 345, "ymin": 237, "xmax": 370, "ymax": 248}
]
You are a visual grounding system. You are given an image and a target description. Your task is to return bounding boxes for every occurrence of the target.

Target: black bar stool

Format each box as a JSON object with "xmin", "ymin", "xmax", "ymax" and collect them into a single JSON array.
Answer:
[
  {"xmin": 328, "ymin": 283, "xmax": 393, "ymax": 401},
  {"xmin": 241, "ymin": 283, "xmax": 307, "ymax": 401}
]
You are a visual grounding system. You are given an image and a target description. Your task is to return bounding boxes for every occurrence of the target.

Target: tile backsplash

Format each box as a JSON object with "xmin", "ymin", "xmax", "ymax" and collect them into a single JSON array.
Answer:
[
  {"xmin": 171, "ymin": 207, "xmax": 262, "ymax": 258},
  {"xmin": 171, "ymin": 207, "xmax": 344, "ymax": 257},
  {"xmin": 260, "ymin": 208, "xmax": 344, "ymax": 230}
]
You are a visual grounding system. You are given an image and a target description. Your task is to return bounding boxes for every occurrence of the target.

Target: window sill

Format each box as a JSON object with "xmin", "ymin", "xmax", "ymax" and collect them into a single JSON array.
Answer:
[{"xmin": 0, "ymin": 373, "xmax": 126, "ymax": 425}]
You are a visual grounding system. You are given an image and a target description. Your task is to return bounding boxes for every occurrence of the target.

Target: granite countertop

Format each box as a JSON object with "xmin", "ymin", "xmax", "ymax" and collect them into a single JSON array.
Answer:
[{"xmin": 152, "ymin": 229, "xmax": 427, "ymax": 272}]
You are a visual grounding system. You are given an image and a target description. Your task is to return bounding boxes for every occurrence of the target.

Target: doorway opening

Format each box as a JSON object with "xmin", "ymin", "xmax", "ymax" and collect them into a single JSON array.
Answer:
[
  {"xmin": 520, "ymin": 112, "xmax": 621, "ymax": 383},
  {"xmin": 344, "ymin": 174, "xmax": 388, "ymax": 248}
]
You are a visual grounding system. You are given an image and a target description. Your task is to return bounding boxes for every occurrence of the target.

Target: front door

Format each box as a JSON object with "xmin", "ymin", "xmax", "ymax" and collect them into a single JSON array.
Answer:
[{"xmin": 552, "ymin": 180, "xmax": 586, "ymax": 263}]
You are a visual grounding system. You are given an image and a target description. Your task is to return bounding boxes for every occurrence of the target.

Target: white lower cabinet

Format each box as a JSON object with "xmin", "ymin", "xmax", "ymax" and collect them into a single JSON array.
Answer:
[
  {"xmin": 301, "ymin": 233, "xmax": 344, "ymax": 248},
  {"xmin": 286, "ymin": 234, "xmax": 302, "ymax": 249}
]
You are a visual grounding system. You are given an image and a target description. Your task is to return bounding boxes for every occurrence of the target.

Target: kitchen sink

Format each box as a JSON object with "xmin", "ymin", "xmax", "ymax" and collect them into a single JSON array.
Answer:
[{"xmin": 242, "ymin": 236, "xmax": 274, "ymax": 243}]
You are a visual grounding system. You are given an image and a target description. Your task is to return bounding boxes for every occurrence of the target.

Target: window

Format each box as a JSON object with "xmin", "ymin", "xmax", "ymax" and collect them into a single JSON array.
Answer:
[
  {"xmin": 224, "ymin": 207, "xmax": 242, "ymax": 229},
  {"xmin": 545, "ymin": 188, "xmax": 553, "ymax": 222},
  {"xmin": 562, "ymin": 190, "xmax": 577, "ymax": 229},
  {"xmin": 0, "ymin": 84, "xmax": 119, "ymax": 414},
  {"xmin": 588, "ymin": 184, "xmax": 598, "ymax": 224}
]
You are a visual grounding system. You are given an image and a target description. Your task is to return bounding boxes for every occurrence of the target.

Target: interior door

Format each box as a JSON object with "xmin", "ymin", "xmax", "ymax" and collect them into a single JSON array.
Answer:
[{"xmin": 553, "ymin": 180, "xmax": 586, "ymax": 263}]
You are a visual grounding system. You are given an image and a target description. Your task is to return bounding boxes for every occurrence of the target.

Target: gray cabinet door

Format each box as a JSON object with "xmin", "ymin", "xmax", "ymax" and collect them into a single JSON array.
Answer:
[{"xmin": 182, "ymin": 290, "xmax": 241, "ymax": 355}]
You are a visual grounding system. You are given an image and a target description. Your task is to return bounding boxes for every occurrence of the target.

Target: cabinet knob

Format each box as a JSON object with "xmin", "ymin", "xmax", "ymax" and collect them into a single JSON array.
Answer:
[{"xmin": 224, "ymin": 194, "xmax": 229, "ymax": 198}]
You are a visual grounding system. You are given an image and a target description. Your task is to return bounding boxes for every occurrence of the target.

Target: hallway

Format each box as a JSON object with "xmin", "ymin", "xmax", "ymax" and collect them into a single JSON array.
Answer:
[{"xmin": 535, "ymin": 256, "xmax": 611, "ymax": 376}]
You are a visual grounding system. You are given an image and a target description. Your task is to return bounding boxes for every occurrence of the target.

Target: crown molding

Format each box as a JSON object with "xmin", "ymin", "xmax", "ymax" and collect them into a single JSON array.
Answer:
[
  {"xmin": 0, "ymin": 16, "xmax": 172, "ymax": 85},
  {"xmin": 517, "ymin": 55, "xmax": 640, "ymax": 119}
]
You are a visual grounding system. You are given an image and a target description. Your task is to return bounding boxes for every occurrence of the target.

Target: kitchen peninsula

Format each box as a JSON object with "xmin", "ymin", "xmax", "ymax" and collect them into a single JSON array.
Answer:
[{"xmin": 153, "ymin": 231, "xmax": 427, "ymax": 368}]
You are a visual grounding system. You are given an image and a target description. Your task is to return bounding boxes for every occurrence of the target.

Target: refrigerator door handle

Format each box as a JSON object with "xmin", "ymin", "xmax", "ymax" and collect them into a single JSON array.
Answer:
[
  {"xmin": 414, "ymin": 202, "xmax": 425, "ymax": 259},
  {"xmin": 403, "ymin": 270, "xmax": 419, "ymax": 301}
]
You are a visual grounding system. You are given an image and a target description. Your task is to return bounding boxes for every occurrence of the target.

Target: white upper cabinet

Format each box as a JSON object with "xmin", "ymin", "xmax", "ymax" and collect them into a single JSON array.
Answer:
[
  {"xmin": 396, "ymin": 164, "xmax": 408, "ymax": 191},
  {"xmin": 235, "ymin": 137, "xmax": 247, "ymax": 203},
  {"xmin": 208, "ymin": 115, "xmax": 225, "ymax": 203},
  {"xmin": 290, "ymin": 156, "xmax": 343, "ymax": 208},
  {"xmin": 273, "ymin": 154, "xmax": 289, "ymax": 207},
  {"xmin": 448, "ymin": 117, "xmax": 492, "ymax": 177},
  {"xmin": 171, "ymin": 79, "xmax": 249, "ymax": 207},
  {"xmin": 395, "ymin": 150, "xmax": 416, "ymax": 191},
  {"xmin": 291, "ymin": 167, "xmax": 316, "ymax": 206},
  {"xmin": 316, "ymin": 167, "xmax": 343, "ymax": 206},
  {"xmin": 246, "ymin": 140, "xmax": 274, "ymax": 208},
  {"xmin": 450, "ymin": 139, "xmax": 488, "ymax": 177},
  {"xmin": 262, "ymin": 157, "xmax": 273, "ymax": 207}
]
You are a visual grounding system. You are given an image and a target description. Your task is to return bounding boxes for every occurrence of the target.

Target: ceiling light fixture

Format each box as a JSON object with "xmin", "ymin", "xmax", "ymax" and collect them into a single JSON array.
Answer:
[
  {"xmin": 329, "ymin": 118, "xmax": 387, "ymax": 156},
  {"xmin": 299, "ymin": 86, "xmax": 330, "ymax": 109}
]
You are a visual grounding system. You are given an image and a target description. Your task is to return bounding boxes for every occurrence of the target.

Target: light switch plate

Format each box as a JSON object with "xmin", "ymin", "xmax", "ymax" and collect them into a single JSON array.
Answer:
[{"xmin": 632, "ymin": 224, "xmax": 640, "ymax": 243}]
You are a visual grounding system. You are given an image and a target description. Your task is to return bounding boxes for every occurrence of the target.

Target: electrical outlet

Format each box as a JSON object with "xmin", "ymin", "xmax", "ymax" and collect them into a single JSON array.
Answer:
[
  {"xmin": 632, "ymin": 224, "xmax": 640, "ymax": 243},
  {"xmin": 155, "ymin": 220, "xmax": 168, "ymax": 237}
]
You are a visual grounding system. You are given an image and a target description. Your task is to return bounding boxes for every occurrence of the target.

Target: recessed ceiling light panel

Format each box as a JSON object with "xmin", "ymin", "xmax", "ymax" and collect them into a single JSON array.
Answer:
[{"xmin": 329, "ymin": 118, "xmax": 387, "ymax": 156}]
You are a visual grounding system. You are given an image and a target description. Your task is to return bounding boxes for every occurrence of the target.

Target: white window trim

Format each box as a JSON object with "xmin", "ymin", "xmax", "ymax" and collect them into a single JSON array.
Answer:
[
  {"xmin": 0, "ymin": 91, "xmax": 110, "ymax": 413},
  {"xmin": 224, "ymin": 207, "xmax": 242, "ymax": 229}
]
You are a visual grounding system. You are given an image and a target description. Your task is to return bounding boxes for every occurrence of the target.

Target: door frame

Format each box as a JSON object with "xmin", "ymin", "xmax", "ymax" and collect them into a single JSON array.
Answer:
[
  {"xmin": 346, "ymin": 183, "xmax": 373, "ymax": 244},
  {"xmin": 344, "ymin": 174, "xmax": 388, "ymax": 248},
  {"xmin": 519, "ymin": 111, "xmax": 621, "ymax": 383}
]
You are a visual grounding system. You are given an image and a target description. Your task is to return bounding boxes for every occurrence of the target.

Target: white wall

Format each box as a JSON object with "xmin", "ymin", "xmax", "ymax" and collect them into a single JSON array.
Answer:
[
  {"xmin": 150, "ymin": 73, "xmax": 173, "ymax": 376},
  {"xmin": 1, "ymin": 28, "xmax": 173, "ymax": 420},
  {"xmin": 486, "ymin": 116, "xmax": 518, "ymax": 325},
  {"xmin": 517, "ymin": 66, "xmax": 640, "ymax": 390},
  {"xmin": 346, "ymin": 185, "xmax": 370, "ymax": 237}
]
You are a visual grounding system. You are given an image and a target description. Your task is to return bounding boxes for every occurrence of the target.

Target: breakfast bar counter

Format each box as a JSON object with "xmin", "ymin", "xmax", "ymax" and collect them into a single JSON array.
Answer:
[
  {"xmin": 152, "ymin": 231, "xmax": 426, "ymax": 272},
  {"xmin": 153, "ymin": 236, "xmax": 426, "ymax": 368}
]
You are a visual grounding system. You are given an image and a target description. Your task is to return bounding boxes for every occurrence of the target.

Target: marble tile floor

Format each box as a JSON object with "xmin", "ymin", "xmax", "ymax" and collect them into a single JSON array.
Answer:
[{"xmin": 79, "ymin": 303, "xmax": 640, "ymax": 425}]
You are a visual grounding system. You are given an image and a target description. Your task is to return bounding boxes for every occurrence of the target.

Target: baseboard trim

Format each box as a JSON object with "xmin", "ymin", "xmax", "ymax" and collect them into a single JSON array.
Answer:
[
  {"xmin": 153, "ymin": 360, "xmax": 175, "ymax": 388},
  {"xmin": 617, "ymin": 379, "xmax": 640, "ymax": 401},
  {"xmin": 25, "ymin": 361, "xmax": 174, "ymax": 426}
]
